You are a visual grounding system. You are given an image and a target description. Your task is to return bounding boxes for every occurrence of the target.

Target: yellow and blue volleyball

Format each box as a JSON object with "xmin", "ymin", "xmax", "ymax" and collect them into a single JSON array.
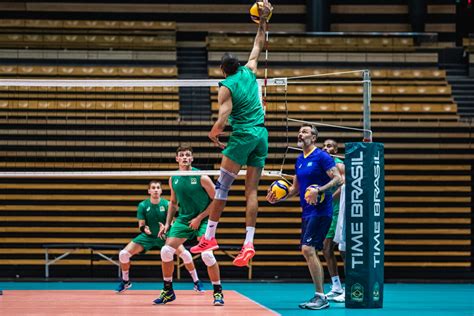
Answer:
[
  {"xmin": 250, "ymin": 2, "xmax": 273, "ymax": 24},
  {"xmin": 304, "ymin": 185, "xmax": 325, "ymax": 204},
  {"xmin": 270, "ymin": 179, "xmax": 291, "ymax": 200}
]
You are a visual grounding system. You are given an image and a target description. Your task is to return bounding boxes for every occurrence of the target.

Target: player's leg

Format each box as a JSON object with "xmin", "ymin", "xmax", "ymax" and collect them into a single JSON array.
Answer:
[
  {"xmin": 202, "ymin": 250, "xmax": 224, "ymax": 306},
  {"xmin": 194, "ymin": 217, "xmax": 224, "ymax": 306},
  {"xmin": 175, "ymin": 245, "xmax": 204, "ymax": 293},
  {"xmin": 153, "ymin": 236, "xmax": 186, "ymax": 304},
  {"xmin": 332, "ymin": 184, "xmax": 346, "ymax": 302},
  {"xmin": 299, "ymin": 216, "xmax": 331, "ymax": 310},
  {"xmin": 191, "ymin": 155, "xmax": 240, "ymax": 254},
  {"xmin": 116, "ymin": 240, "xmax": 144, "ymax": 293},
  {"xmin": 233, "ymin": 127, "xmax": 267, "ymax": 266},
  {"xmin": 323, "ymin": 207, "xmax": 344, "ymax": 299},
  {"xmin": 323, "ymin": 238, "xmax": 343, "ymax": 300},
  {"xmin": 233, "ymin": 165, "xmax": 262, "ymax": 267}
]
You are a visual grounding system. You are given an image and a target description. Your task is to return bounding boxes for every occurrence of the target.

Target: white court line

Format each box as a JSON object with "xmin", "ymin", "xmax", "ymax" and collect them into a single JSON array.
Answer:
[{"xmin": 231, "ymin": 290, "xmax": 281, "ymax": 316}]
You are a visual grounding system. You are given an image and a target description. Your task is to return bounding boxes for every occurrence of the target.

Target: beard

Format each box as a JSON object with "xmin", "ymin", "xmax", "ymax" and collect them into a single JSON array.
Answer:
[{"xmin": 297, "ymin": 138, "xmax": 312, "ymax": 148}]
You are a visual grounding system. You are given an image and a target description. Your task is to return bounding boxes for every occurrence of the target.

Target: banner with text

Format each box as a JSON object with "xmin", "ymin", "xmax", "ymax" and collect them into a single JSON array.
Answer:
[{"xmin": 345, "ymin": 142, "xmax": 385, "ymax": 308}]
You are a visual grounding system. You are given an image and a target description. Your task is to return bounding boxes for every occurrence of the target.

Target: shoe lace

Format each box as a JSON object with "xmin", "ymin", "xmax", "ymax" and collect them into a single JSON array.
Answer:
[
  {"xmin": 214, "ymin": 292, "xmax": 223, "ymax": 300},
  {"xmin": 160, "ymin": 288, "xmax": 172, "ymax": 299}
]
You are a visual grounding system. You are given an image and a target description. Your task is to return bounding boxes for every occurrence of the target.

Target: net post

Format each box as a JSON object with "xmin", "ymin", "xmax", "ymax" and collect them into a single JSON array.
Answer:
[
  {"xmin": 344, "ymin": 142, "xmax": 385, "ymax": 308},
  {"xmin": 363, "ymin": 70, "xmax": 372, "ymax": 142}
]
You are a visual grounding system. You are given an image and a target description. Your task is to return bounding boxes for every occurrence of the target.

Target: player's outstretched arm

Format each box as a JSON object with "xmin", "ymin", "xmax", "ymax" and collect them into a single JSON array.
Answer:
[{"xmin": 246, "ymin": 0, "xmax": 273, "ymax": 74}]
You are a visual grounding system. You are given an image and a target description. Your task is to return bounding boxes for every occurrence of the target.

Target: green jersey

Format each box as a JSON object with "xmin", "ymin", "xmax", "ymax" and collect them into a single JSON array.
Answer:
[
  {"xmin": 219, "ymin": 65, "xmax": 264, "ymax": 130},
  {"xmin": 331, "ymin": 157, "xmax": 344, "ymax": 211},
  {"xmin": 136, "ymin": 198, "xmax": 168, "ymax": 237},
  {"xmin": 171, "ymin": 168, "xmax": 211, "ymax": 224}
]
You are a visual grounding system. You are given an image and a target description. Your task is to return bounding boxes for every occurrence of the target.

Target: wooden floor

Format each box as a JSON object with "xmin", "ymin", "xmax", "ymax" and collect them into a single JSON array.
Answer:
[{"xmin": 0, "ymin": 290, "xmax": 279, "ymax": 315}]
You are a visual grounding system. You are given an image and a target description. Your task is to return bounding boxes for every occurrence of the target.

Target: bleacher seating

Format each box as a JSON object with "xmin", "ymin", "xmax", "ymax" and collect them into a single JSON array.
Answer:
[{"xmin": 0, "ymin": 19, "xmax": 176, "ymax": 50}]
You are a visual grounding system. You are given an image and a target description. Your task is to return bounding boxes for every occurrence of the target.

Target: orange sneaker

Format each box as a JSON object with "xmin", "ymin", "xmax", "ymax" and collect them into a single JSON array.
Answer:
[
  {"xmin": 190, "ymin": 237, "xmax": 219, "ymax": 254},
  {"xmin": 233, "ymin": 243, "xmax": 255, "ymax": 267}
]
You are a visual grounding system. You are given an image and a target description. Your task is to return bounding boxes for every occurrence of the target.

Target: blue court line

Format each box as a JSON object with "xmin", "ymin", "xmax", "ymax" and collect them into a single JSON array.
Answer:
[{"xmin": 0, "ymin": 282, "xmax": 473, "ymax": 316}]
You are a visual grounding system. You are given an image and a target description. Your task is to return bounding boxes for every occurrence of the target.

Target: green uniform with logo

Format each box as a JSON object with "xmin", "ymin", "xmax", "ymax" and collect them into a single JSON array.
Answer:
[
  {"xmin": 132, "ymin": 198, "xmax": 169, "ymax": 252},
  {"xmin": 219, "ymin": 65, "xmax": 268, "ymax": 167},
  {"xmin": 168, "ymin": 168, "xmax": 212, "ymax": 239},
  {"xmin": 326, "ymin": 157, "xmax": 343, "ymax": 239}
]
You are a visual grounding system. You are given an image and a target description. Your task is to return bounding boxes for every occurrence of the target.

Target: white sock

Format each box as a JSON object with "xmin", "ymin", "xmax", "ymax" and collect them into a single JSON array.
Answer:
[
  {"xmin": 244, "ymin": 226, "xmax": 255, "ymax": 245},
  {"xmin": 315, "ymin": 292, "xmax": 326, "ymax": 299},
  {"xmin": 189, "ymin": 269, "xmax": 199, "ymax": 283},
  {"xmin": 122, "ymin": 270, "xmax": 129, "ymax": 281},
  {"xmin": 164, "ymin": 276, "xmax": 172, "ymax": 282},
  {"xmin": 331, "ymin": 276, "xmax": 342, "ymax": 291},
  {"xmin": 205, "ymin": 220, "xmax": 218, "ymax": 239},
  {"xmin": 211, "ymin": 280, "xmax": 221, "ymax": 285}
]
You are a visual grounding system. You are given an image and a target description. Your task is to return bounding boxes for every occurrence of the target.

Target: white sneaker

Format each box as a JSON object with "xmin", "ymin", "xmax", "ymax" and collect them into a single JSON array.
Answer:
[
  {"xmin": 325, "ymin": 288, "xmax": 344, "ymax": 301},
  {"xmin": 332, "ymin": 291, "xmax": 345, "ymax": 303},
  {"xmin": 304, "ymin": 295, "xmax": 330, "ymax": 310}
]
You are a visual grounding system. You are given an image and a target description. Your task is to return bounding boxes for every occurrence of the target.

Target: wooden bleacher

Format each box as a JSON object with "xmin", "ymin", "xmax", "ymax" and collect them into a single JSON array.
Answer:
[
  {"xmin": 329, "ymin": 0, "xmax": 457, "ymax": 47},
  {"xmin": 0, "ymin": 19, "xmax": 176, "ymax": 50},
  {"xmin": 208, "ymin": 33, "xmax": 416, "ymax": 52},
  {"xmin": 463, "ymin": 36, "xmax": 474, "ymax": 77}
]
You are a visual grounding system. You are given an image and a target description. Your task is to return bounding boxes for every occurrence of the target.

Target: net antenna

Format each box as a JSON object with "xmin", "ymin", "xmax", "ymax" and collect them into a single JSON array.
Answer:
[{"xmin": 0, "ymin": 78, "xmax": 287, "ymax": 178}]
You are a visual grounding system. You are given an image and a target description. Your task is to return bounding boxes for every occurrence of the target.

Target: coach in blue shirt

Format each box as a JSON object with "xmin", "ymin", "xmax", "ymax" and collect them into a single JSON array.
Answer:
[{"xmin": 267, "ymin": 124, "xmax": 342, "ymax": 310}]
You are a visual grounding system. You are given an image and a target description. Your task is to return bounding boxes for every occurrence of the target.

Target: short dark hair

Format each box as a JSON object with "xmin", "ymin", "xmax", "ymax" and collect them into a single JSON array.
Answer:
[
  {"xmin": 324, "ymin": 138, "xmax": 338, "ymax": 152},
  {"xmin": 220, "ymin": 52, "xmax": 240, "ymax": 75},
  {"xmin": 176, "ymin": 145, "xmax": 193, "ymax": 155},
  {"xmin": 149, "ymin": 180, "xmax": 161, "ymax": 188},
  {"xmin": 301, "ymin": 124, "xmax": 318, "ymax": 138}
]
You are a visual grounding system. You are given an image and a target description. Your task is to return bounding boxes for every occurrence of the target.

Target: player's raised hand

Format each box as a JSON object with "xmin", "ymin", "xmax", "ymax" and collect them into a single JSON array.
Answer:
[{"xmin": 259, "ymin": 0, "xmax": 273, "ymax": 22}]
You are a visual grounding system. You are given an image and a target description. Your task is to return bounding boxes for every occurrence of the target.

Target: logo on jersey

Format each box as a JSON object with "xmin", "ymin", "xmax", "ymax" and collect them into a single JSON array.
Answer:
[
  {"xmin": 174, "ymin": 179, "xmax": 179, "ymax": 184},
  {"xmin": 191, "ymin": 178, "xmax": 197, "ymax": 185},
  {"xmin": 307, "ymin": 162, "xmax": 313, "ymax": 167},
  {"xmin": 146, "ymin": 207, "xmax": 150, "ymax": 212},
  {"xmin": 159, "ymin": 206, "xmax": 165, "ymax": 212},
  {"xmin": 298, "ymin": 164, "xmax": 302, "ymax": 169},
  {"xmin": 306, "ymin": 237, "xmax": 312, "ymax": 243}
]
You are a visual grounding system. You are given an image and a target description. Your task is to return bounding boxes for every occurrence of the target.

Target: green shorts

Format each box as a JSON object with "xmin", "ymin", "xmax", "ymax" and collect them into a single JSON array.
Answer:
[
  {"xmin": 167, "ymin": 219, "xmax": 208, "ymax": 240},
  {"xmin": 132, "ymin": 233, "xmax": 165, "ymax": 252},
  {"xmin": 223, "ymin": 126, "xmax": 268, "ymax": 167},
  {"xmin": 325, "ymin": 206, "xmax": 340, "ymax": 239}
]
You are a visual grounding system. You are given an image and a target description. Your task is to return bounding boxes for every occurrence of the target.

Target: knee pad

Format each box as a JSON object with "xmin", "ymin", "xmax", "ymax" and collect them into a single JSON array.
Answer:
[
  {"xmin": 160, "ymin": 245, "xmax": 176, "ymax": 263},
  {"xmin": 179, "ymin": 249, "xmax": 193, "ymax": 265},
  {"xmin": 215, "ymin": 168, "xmax": 237, "ymax": 200},
  {"xmin": 119, "ymin": 249, "xmax": 132, "ymax": 264},
  {"xmin": 201, "ymin": 251, "xmax": 216, "ymax": 267}
]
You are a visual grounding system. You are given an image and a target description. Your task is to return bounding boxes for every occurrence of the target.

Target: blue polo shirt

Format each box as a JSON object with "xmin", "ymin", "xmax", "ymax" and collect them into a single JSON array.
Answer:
[{"xmin": 295, "ymin": 147, "xmax": 335, "ymax": 218}]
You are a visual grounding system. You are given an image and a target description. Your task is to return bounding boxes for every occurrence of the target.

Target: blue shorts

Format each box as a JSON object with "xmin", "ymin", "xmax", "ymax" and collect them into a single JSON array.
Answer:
[{"xmin": 301, "ymin": 215, "xmax": 332, "ymax": 250}]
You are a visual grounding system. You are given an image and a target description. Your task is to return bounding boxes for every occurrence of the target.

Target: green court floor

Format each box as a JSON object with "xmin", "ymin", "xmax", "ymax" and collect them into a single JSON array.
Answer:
[{"xmin": 0, "ymin": 282, "xmax": 473, "ymax": 315}]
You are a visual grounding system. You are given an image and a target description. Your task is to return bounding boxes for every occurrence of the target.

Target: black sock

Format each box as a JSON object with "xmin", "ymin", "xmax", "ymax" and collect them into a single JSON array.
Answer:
[
  {"xmin": 164, "ymin": 281, "xmax": 173, "ymax": 290},
  {"xmin": 213, "ymin": 284, "xmax": 222, "ymax": 293}
]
